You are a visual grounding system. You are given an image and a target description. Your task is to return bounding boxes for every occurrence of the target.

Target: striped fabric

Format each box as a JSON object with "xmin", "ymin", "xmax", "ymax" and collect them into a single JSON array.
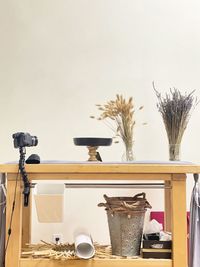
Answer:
[
  {"xmin": 0, "ymin": 174, "xmax": 6, "ymax": 267},
  {"xmin": 189, "ymin": 174, "xmax": 200, "ymax": 267}
]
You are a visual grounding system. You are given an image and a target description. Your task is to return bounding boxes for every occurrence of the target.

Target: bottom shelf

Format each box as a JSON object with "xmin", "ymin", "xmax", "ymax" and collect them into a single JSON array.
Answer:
[{"xmin": 20, "ymin": 258, "xmax": 172, "ymax": 267}]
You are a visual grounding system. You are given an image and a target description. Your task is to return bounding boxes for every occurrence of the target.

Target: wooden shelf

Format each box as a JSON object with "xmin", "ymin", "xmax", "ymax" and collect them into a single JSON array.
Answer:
[
  {"xmin": 3, "ymin": 162, "xmax": 199, "ymax": 181},
  {"xmin": 20, "ymin": 258, "xmax": 172, "ymax": 267},
  {"xmin": 4, "ymin": 163, "xmax": 191, "ymax": 267},
  {"xmin": 1, "ymin": 162, "xmax": 200, "ymax": 174}
]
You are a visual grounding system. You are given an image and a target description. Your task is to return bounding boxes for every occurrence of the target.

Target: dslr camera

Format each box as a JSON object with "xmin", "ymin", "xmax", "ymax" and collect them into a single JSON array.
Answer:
[{"xmin": 12, "ymin": 132, "xmax": 38, "ymax": 148}]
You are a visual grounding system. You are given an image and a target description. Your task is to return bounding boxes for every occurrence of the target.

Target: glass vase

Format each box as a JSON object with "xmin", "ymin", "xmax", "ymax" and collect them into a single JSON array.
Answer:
[
  {"xmin": 122, "ymin": 143, "xmax": 134, "ymax": 161},
  {"xmin": 169, "ymin": 143, "xmax": 181, "ymax": 161}
]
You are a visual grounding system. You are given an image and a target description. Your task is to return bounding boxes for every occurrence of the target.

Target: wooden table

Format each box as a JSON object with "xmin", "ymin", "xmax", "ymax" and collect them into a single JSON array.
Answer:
[{"xmin": 2, "ymin": 163, "xmax": 199, "ymax": 267}]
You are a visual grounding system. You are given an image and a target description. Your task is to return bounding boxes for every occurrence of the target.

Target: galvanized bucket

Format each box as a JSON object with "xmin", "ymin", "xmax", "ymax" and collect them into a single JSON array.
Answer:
[{"xmin": 98, "ymin": 193, "xmax": 151, "ymax": 257}]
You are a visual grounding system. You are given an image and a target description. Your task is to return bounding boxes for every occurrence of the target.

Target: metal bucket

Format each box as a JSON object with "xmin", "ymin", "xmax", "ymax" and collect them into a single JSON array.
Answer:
[
  {"xmin": 98, "ymin": 193, "xmax": 151, "ymax": 257},
  {"xmin": 107, "ymin": 210, "xmax": 145, "ymax": 256}
]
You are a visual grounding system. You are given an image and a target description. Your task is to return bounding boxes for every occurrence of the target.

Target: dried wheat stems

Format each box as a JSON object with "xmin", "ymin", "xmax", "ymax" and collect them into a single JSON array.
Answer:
[
  {"xmin": 22, "ymin": 242, "xmax": 127, "ymax": 260},
  {"xmin": 91, "ymin": 94, "xmax": 140, "ymax": 161}
]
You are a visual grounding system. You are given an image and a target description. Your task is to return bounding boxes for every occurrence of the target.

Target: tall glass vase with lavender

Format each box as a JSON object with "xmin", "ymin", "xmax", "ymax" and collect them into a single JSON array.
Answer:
[
  {"xmin": 153, "ymin": 83, "xmax": 198, "ymax": 161},
  {"xmin": 90, "ymin": 95, "xmax": 142, "ymax": 161}
]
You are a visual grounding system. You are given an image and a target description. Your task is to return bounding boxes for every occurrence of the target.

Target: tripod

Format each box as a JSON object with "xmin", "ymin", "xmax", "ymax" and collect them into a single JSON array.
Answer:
[{"xmin": 19, "ymin": 147, "xmax": 30, "ymax": 207}]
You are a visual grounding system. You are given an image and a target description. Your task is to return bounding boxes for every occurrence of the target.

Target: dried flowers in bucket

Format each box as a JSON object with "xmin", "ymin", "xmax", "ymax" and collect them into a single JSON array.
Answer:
[
  {"xmin": 153, "ymin": 83, "xmax": 198, "ymax": 161},
  {"xmin": 90, "ymin": 95, "xmax": 144, "ymax": 161}
]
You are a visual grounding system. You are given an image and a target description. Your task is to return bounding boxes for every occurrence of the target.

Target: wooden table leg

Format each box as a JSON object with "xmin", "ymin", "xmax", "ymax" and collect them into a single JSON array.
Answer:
[
  {"xmin": 6, "ymin": 178, "xmax": 22, "ymax": 267},
  {"xmin": 22, "ymin": 184, "xmax": 31, "ymax": 248},
  {"xmin": 171, "ymin": 174, "xmax": 187, "ymax": 267},
  {"xmin": 164, "ymin": 180, "xmax": 172, "ymax": 232}
]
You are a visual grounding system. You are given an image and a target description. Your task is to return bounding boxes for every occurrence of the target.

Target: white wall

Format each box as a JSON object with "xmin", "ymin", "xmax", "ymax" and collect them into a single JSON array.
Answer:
[{"xmin": 0, "ymin": 0, "xmax": 200, "ymax": 244}]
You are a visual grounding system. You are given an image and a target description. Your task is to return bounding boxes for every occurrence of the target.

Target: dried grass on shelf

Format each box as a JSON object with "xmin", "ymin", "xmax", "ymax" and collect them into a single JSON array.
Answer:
[{"xmin": 21, "ymin": 241, "xmax": 139, "ymax": 261}]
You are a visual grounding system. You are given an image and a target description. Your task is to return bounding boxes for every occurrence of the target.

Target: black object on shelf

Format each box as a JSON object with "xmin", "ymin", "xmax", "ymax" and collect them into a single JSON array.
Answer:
[
  {"xmin": 26, "ymin": 154, "xmax": 40, "ymax": 164},
  {"xmin": 142, "ymin": 240, "xmax": 172, "ymax": 259},
  {"xmin": 143, "ymin": 233, "xmax": 160, "ymax": 241}
]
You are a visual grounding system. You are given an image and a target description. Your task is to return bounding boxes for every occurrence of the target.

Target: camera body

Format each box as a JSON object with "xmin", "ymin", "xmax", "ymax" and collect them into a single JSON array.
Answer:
[{"xmin": 12, "ymin": 132, "xmax": 38, "ymax": 148}]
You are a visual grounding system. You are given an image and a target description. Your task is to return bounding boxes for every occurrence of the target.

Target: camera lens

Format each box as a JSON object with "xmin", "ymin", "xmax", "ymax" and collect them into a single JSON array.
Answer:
[{"xmin": 32, "ymin": 136, "xmax": 38, "ymax": 146}]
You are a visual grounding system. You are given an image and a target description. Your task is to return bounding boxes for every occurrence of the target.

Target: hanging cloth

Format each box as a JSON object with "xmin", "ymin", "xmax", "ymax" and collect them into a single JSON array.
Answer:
[{"xmin": 189, "ymin": 173, "xmax": 200, "ymax": 267}]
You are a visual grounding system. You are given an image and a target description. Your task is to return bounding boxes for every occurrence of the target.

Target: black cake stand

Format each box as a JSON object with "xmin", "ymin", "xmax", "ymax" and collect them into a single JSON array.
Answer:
[{"xmin": 73, "ymin": 137, "xmax": 112, "ymax": 161}]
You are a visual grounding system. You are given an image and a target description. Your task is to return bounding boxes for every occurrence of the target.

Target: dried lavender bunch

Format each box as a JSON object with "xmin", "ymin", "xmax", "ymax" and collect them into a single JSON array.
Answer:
[
  {"xmin": 90, "ymin": 95, "xmax": 142, "ymax": 161},
  {"xmin": 153, "ymin": 83, "xmax": 198, "ymax": 160}
]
